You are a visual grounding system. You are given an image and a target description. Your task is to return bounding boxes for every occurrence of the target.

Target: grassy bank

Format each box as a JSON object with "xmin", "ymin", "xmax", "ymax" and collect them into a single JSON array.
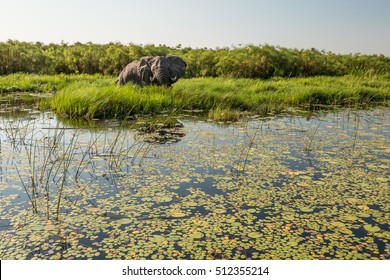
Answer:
[{"xmin": 1, "ymin": 74, "xmax": 390, "ymax": 120}]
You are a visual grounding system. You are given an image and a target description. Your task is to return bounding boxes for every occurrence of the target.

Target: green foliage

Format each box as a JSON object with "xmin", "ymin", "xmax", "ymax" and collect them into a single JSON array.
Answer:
[
  {"xmin": 2, "ymin": 73, "xmax": 389, "ymax": 120},
  {"xmin": 1, "ymin": 40, "xmax": 389, "ymax": 78},
  {"xmin": 41, "ymin": 75, "xmax": 390, "ymax": 119}
]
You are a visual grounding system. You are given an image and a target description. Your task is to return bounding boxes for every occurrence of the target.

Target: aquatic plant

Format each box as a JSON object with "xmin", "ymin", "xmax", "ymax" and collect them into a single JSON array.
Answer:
[{"xmin": 0, "ymin": 108, "xmax": 388, "ymax": 260}]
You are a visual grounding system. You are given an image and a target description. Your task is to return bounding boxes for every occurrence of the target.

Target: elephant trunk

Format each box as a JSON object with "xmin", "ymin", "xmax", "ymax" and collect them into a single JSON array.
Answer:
[{"xmin": 152, "ymin": 67, "xmax": 172, "ymax": 86}]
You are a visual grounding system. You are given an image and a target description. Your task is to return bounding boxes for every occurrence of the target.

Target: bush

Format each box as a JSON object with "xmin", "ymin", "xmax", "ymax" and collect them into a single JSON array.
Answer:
[{"xmin": 1, "ymin": 40, "xmax": 389, "ymax": 78}]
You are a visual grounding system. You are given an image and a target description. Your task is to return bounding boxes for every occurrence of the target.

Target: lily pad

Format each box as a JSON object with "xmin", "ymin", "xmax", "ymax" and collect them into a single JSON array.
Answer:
[
  {"xmin": 343, "ymin": 215, "xmax": 358, "ymax": 221},
  {"xmin": 158, "ymin": 196, "xmax": 173, "ymax": 203},
  {"xmin": 287, "ymin": 240, "xmax": 299, "ymax": 247},
  {"xmin": 339, "ymin": 227, "xmax": 353, "ymax": 235},
  {"xmin": 248, "ymin": 232, "xmax": 262, "ymax": 239},
  {"xmin": 185, "ymin": 201, "xmax": 198, "ymax": 207},
  {"xmin": 331, "ymin": 221, "xmax": 346, "ymax": 228},
  {"xmin": 299, "ymin": 206, "xmax": 314, "ymax": 213},
  {"xmin": 213, "ymin": 208, "xmax": 227, "ymax": 214},
  {"xmin": 347, "ymin": 198, "xmax": 359, "ymax": 204},
  {"xmin": 356, "ymin": 212, "xmax": 370, "ymax": 218},
  {"xmin": 150, "ymin": 235, "xmax": 166, "ymax": 243},
  {"xmin": 44, "ymin": 224, "xmax": 56, "ymax": 231},
  {"xmin": 189, "ymin": 232, "xmax": 204, "ymax": 239},
  {"xmin": 283, "ymin": 214, "xmax": 295, "ymax": 221},
  {"xmin": 363, "ymin": 225, "xmax": 380, "ymax": 233},
  {"xmin": 31, "ymin": 224, "xmax": 44, "ymax": 231},
  {"xmin": 170, "ymin": 210, "xmax": 186, "ymax": 218},
  {"xmin": 117, "ymin": 218, "xmax": 132, "ymax": 225}
]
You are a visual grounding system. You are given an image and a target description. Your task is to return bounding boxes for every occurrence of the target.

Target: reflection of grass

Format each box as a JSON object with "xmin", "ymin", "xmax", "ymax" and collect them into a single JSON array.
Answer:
[
  {"xmin": 207, "ymin": 107, "xmax": 240, "ymax": 122},
  {"xmin": 2, "ymin": 74, "xmax": 390, "ymax": 120}
]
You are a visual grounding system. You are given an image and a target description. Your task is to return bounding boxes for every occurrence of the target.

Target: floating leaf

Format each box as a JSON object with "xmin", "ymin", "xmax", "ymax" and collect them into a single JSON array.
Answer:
[
  {"xmin": 248, "ymin": 232, "xmax": 262, "ymax": 239},
  {"xmin": 284, "ymin": 215, "xmax": 295, "ymax": 221},
  {"xmin": 29, "ymin": 234, "xmax": 43, "ymax": 242},
  {"xmin": 158, "ymin": 196, "xmax": 173, "ymax": 203},
  {"xmin": 179, "ymin": 177, "xmax": 191, "ymax": 183},
  {"xmin": 343, "ymin": 215, "xmax": 358, "ymax": 221},
  {"xmin": 170, "ymin": 210, "xmax": 186, "ymax": 218},
  {"xmin": 287, "ymin": 240, "xmax": 299, "ymax": 247},
  {"xmin": 150, "ymin": 235, "xmax": 166, "ymax": 243},
  {"xmin": 117, "ymin": 218, "xmax": 132, "ymax": 225},
  {"xmin": 31, "ymin": 224, "xmax": 44, "ymax": 231},
  {"xmin": 363, "ymin": 225, "xmax": 380, "ymax": 233},
  {"xmin": 185, "ymin": 202, "xmax": 198, "ymax": 207},
  {"xmin": 87, "ymin": 207, "xmax": 99, "ymax": 213},
  {"xmin": 213, "ymin": 208, "xmax": 227, "ymax": 214},
  {"xmin": 356, "ymin": 212, "xmax": 370, "ymax": 218},
  {"xmin": 331, "ymin": 221, "xmax": 346, "ymax": 228},
  {"xmin": 339, "ymin": 227, "xmax": 353, "ymax": 235},
  {"xmin": 44, "ymin": 224, "xmax": 56, "ymax": 231},
  {"xmin": 189, "ymin": 232, "xmax": 204, "ymax": 239},
  {"xmin": 299, "ymin": 206, "xmax": 314, "ymax": 213}
]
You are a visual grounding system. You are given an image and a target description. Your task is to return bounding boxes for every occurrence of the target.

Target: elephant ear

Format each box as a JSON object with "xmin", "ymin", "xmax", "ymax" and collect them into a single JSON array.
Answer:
[{"xmin": 167, "ymin": 56, "xmax": 187, "ymax": 78}]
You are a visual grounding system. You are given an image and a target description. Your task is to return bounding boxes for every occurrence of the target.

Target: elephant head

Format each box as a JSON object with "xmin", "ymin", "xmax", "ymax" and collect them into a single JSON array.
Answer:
[
  {"xmin": 149, "ymin": 56, "xmax": 186, "ymax": 87},
  {"xmin": 167, "ymin": 56, "xmax": 187, "ymax": 82}
]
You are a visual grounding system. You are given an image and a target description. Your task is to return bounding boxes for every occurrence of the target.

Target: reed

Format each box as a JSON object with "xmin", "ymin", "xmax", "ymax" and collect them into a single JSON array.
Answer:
[
  {"xmin": 50, "ymin": 75, "xmax": 390, "ymax": 120},
  {"xmin": 2, "ymin": 74, "xmax": 389, "ymax": 121}
]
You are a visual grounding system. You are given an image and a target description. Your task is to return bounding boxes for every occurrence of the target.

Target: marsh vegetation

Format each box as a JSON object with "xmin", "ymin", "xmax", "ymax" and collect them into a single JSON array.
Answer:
[
  {"xmin": 1, "ymin": 73, "xmax": 389, "ymax": 120},
  {"xmin": 0, "ymin": 42, "xmax": 389, "ymax": 260}
]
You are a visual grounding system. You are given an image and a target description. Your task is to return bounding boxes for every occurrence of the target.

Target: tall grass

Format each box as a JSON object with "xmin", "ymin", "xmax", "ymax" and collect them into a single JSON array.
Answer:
[
  {"xmin": 0, "ymin": 73, "xmax": 106, "ymax": 93},
  {"xmin": 48, "ymin": 82, "xmax": 174, "ymax": 118},
  {"xmin": 2, "ymin": 74, "xmax": 390, "ymax": 120}
]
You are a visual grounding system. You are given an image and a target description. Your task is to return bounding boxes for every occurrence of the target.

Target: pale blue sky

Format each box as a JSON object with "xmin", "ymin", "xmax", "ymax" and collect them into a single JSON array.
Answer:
[{"xmin": 1, "ymin": 0, "xmax": 389, "ymax": 55}]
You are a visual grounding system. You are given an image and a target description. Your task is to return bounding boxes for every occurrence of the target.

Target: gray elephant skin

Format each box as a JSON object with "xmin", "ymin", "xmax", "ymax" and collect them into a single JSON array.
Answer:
[{"xmin": 117, "ymin": 56, "xmax": 186, "ymax": 87}]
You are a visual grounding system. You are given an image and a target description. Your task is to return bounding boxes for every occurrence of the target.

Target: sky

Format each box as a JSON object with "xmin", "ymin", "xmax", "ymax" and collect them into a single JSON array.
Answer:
[{"xmin": 1, "ymin": 0, "xmax": 389, "ymax": 55}]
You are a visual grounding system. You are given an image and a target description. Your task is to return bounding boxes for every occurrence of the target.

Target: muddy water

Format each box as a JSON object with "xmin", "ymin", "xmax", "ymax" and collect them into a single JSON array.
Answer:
[{"xmin": 0, "ymin": 107, "xmax": 389, "ymax": 259}]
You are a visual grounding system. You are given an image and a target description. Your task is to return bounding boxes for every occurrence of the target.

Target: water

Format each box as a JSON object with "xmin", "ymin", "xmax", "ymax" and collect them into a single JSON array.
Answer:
[{"xmin": 0, "ymin": 107, "xmax": 389, "ymax": 260}]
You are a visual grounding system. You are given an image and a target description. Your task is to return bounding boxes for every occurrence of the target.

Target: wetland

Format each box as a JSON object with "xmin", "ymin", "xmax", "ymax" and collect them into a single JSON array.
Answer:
[{"xmin": 0, "ymin": 95, "xmax": 389, "ymax": 259}]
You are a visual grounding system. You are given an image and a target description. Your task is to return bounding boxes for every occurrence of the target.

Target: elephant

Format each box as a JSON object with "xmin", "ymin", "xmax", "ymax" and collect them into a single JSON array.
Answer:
[
  {"xmin": 117, "ymin": 56, "xmax": 186, "ymax": 87},
  {"xmin": 117, "ymin": 57, "xmax": 153, "ymax": 86}
]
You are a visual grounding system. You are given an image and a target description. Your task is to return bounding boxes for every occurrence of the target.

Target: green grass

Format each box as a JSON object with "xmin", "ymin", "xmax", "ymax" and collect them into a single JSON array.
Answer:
[
  {"xmin": 1, "ymin": 74, "xmax": 389, "ymax": 120},
  {"xmin": 0, "ymin": 73, "xmax": 106, "ymax": 93}
]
